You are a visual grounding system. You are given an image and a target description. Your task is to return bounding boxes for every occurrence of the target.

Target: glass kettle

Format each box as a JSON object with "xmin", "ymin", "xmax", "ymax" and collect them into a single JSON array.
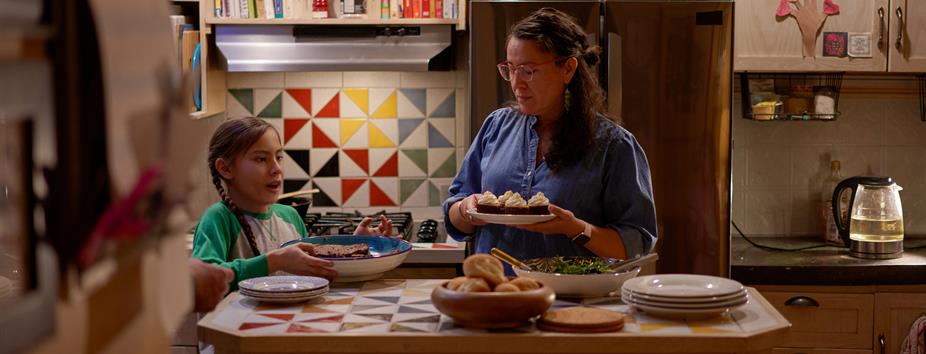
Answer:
[{"xmin": 832, "ymin": 176, "xmax": 904, "ymax": 259}]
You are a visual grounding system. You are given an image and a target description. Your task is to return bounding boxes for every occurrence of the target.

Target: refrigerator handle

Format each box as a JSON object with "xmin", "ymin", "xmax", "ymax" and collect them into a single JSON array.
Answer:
[{"xmin": 607, "ymin": 32, "xmax": 622, "ymax": 119}]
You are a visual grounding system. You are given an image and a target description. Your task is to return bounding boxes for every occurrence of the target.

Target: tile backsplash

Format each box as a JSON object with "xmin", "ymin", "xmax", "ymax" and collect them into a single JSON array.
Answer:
[
  {"xmin": 733, "ymin": 95, "xmax": 926, "ymax": 237},
  {"xmin": 226, "ymin": 71, "xmax": 468, "ymax": 218}
]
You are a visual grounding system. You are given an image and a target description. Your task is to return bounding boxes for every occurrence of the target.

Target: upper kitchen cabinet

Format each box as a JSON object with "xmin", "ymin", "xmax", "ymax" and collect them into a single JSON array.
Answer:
[
  {"xmin": 735, "ymin": 0, "xmax": 889, "ymax": 72},
  {"xmin": 888, "ymin": 0, "xmax": 926, "ymax": 71}
]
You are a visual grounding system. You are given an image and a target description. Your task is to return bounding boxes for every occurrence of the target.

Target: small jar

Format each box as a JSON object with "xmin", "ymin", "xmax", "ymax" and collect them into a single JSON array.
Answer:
[
  {"xmin": 783, "ymin": 84, "xmax": 813, "ymax": 117},
  {"xmin": 313, "ymin": 0, "xmax": 329, "ymax": 18},
  {"xmin": 813, "ymin": 86, "xmax": 837, "ymax": 119}
]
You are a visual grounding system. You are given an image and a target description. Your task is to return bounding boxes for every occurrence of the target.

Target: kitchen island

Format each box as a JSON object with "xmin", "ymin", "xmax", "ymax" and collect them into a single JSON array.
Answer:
[{"xmin": 199, "ymin": 279, "xmax": 790, "ymax": 354}]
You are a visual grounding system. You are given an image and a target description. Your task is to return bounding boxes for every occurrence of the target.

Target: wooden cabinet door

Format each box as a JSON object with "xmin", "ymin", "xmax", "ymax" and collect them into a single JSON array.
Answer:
[
  {"xmin": 735, "ymin": 0, "xmax": 889, "ymax": 72},
  {"xmin": 888, "ymin": 0, "xmax": 926, "ymax": 71},
  {"xmin": 873, "ymin": 293, "xmax": 926, "ymax": 354},
  {"xmin": 762, "ymin": 291, "xmax": 874, "ymax": 349}
]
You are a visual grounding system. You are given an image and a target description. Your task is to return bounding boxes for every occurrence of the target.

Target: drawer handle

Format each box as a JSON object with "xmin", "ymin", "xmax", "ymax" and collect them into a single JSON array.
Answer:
[{"xmin": 784, "ymin": 296, "xmax": 819, "ymax": 307}]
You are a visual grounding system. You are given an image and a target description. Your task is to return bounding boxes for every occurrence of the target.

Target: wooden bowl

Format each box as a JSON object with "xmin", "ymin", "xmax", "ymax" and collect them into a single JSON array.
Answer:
[{"xmin": 430, "ymin": 280, "xmax": 555, "ymax": 329}]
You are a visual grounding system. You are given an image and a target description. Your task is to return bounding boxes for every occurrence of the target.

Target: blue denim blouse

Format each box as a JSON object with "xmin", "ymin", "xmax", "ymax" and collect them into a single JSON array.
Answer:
[{"xmin": 442, "ymin": 107, "xmax": 658, "ymax": 270}]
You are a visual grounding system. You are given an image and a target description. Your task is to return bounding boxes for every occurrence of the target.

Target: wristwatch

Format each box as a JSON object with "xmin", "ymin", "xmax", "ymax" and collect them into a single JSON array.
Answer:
[{"xmin": 570, "ymin": 222, "xmax": 593, "ymax": 246}]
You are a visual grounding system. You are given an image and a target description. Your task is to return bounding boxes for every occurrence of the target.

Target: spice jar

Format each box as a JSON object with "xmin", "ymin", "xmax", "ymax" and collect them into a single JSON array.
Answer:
[
  {"xmin": 784, "ymin": 84, "xmax": 813, "ymax": 117},
  {"xmin": 313, "ymin": 0, "xmax": 329, "ymax": 18},
  {"xmin": 814, "ymin": 86, "xmax": 837, "ymax": 119}
]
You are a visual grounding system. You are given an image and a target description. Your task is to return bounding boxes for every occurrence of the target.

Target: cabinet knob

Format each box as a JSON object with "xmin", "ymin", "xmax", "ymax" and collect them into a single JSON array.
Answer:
[
  {"xmin": 879, "ymin": 333, "xmax": 885, "ymax": 354},
  {"xmin": 784, "ymin": 296, "xmax": 819, "ymax": 307}
]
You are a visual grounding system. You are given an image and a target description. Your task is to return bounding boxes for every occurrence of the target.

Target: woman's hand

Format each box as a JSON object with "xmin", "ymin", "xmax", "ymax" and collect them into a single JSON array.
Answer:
[
  {"xmin": 459, "ymin": 194, "xmax": 488, "ymax": 226},
  {"xmin": 354, "ymin": 214, "xmax": 394, "ymax": 237},
  {"xmin": 266, "ymin": 243, "xmax": 338, "ymax": 280},
  {"xmin": 511, "ymin": 204, "xmax": 585, "ymax": 236}
]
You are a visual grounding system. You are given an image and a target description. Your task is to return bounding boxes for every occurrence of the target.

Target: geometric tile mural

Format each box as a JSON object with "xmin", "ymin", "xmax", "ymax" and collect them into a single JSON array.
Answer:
[{"xmin": 228, "ymin": 85, "xmax": 459, "ymax": 208}]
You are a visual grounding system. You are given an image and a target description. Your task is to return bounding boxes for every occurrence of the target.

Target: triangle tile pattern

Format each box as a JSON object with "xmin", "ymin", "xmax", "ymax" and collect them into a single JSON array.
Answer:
[
  {"xmin": 389, "ymin": 323, "xmax": 427, "ymax": 333},
  {"xmin": 312, "ymin": 178, "xmax": 341, "ymax": 207},
  {"xmin": 397, "ymin": 118, "xmax": 425, "ymax": 145},
  {"xmin": 369, "ymin": 148, "xmax": 396, "ymax": 177},
  {"xmin": 427, "ymin": 148, "xmax": 454, "ymax": 177},
  {"xmin": 431, "ymin": 151, "xmax": 457, "ymax": 178},
  {"xmin": 428, "ymin": 181, "xmax": 441, "ymax": 207},
  {"xmin": 401, "ymin": 149, "xmax": 428, "ymax": 175},
  {"xmin": 309, "ymin": 148, "xmax": 338, "ymax": 176},
  {"xmin": 315, "ymin": 91, "xmax": 340, "ymax": 118},
  {"xmin": 285, "ymin": 89, "xmax": 312, "ymax": 117},
  {"xmin": 398, "ymin": 306, "xmax": 433, "ymax": 314},
  {"xmin": 257, "ymin": 92, "xmax": 283, "ymax": 118},
  {"xmin": 341, "ymin": 178, "xmax": 367, "ymax": 205},
  {"xmin": 284, "ymin": 180, "xmax": 310, "ymax": 195},
  {"xmin": 229, "ymin": 89, "xmax": 254, "ymax": 114},
  {"xmin": 340, "ymin": 118, "xmax": 366, "ymax": 146},
  {"xmin": 398, "ymin": 89, "xmax": 426, "ymax": 117},
  {"xmin": 364, "ymin": 296, "xmax": 401, "ymax": 304},
  {"xmin": 260, "ymin": 313, "xmax": 295, "ymax": 321},
  {"xmin": 399, "ymin": 178, "xmax": 426, "ymax": 206},
  {"xmin": 286, "ymin": 323, "xmax": 329, "ymax": 333},
  {"xmin": 370, "ymin": 89, "xmax": 397, "ymax": 118},
  {"xmin": 312, "ymin": 120, "xmax": 339, "ymax": 148},
  {"xmin": 343, "ymin": 149, "xmax": 369, "ymax": 175},
  {"xmin": 342, "ymin": 88, "xmax": 369, "ymax": 116},
  {"xmin": 368, "ymin": 119, "xmax": 397, "ymax": 148},
  {"xmin": 429, "ymin": 119, "xmax": 455, "ymax": 146},
  {"xmin": 369, "ymin": 178, "xmax": 397, "ymax": 206},
  {"xmin": 239, "ymin": 322, "xmax": 283, "ymax": 331},
  {"xmin": 429, "ymin": 90, "xmax": 455, "ymax": 118},
  {"xmin": 284, "ymin": 150, "xmax": 310, "ymax": 179},
  {"xmin": 373, "ymin": 152, "xmax": 398, "ymax": 177},
  {"xmin": 283, "ymin": 119, "xmax": 310, "ymax": 146},
  {"xmin": 339, "ymin": 150, "xmax": 367, "ymax": 177},
  {"xmin": 427, "ymin": 123, "xmax": 453, "ymax": 148}
]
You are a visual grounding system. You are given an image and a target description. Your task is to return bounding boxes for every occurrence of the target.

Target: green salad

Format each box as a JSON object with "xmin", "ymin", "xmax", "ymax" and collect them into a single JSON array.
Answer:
[{"xmin": 548, "ymin": 256, "xmax": 614, "ymax": 275}]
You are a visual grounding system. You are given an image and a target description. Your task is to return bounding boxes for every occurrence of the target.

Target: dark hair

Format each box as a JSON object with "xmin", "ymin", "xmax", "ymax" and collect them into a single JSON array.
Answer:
[
  {"xmin": 508, "ymin": 8, "xmax": 612, "ymax": 172},
  {"xmin": 207, "ymin": 117, "xmax": 277, "ymax": 256}
]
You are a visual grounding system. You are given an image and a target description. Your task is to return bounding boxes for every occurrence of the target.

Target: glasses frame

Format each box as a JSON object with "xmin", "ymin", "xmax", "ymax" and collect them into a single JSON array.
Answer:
[{"xmin": 496, "ymin": 57, "xmax": 566, "ymax": 82}]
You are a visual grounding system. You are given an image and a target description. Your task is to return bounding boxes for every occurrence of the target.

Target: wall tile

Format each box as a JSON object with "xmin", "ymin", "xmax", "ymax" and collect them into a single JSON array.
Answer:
[
  {"xmin": 731, "ymin": 147, "xmax": 746, "ymax": 193},
  {"xmin": 401, "ymin": 72, "xmax": 456, "ymax": 88},
  {"xmin": 228, "ymin": 72, "xmax": 284, "ymax": 88},
  {"xmin": 285, "ymin": 72, "xmax": 342, "ymax": 87},
  {"xmin": 789, "ymin": 146, "xmax": 833, "ymax": 191},
  {"xmin": 746, "ymin": 149, "xmax": 790, "ymax": 189},
  {"xmin": 881, "ymin": 147, "xmax": 926, "ymax": 191},
  {"xmin": 344, "ymin": 72, "xmax": 400, "ymax": 87},
  {"xmin": 833, "ymin": 146, "xmax": 881, "ymax": 177},
  {"xmin": 789, "ymin": 189, "xmax": 819, "ymax": 235},
  {"xmin": 901, "ymin": 192, "xmax": 925, "ymax": 235},
  {"xmin": 743, "ymin": 190, "xmax": 791, "ymax": 235}
]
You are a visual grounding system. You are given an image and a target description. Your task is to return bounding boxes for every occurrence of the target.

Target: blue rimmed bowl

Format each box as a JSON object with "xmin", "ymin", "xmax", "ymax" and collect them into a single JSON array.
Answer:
[{"xmin": 282, "ymin": 235, "xmax": 412, "ymax": 282}]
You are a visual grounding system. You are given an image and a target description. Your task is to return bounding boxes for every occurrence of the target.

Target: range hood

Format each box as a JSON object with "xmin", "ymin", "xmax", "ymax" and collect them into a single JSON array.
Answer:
[{"xmin": 215, "ymin": 25, "xmax": 453, "ymax": 72}]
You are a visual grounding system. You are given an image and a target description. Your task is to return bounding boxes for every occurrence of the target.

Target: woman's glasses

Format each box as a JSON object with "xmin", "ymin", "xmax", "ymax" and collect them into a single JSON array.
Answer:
[{"xmin": 496, "ymin": 58, "xmax": 564, "ymax": 82}]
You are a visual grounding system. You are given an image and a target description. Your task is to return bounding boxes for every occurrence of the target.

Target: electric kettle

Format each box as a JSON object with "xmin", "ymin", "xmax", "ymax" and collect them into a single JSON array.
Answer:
[{"xmin": 832, "ymin": 176, "xmax": 904, "ymax": 259}]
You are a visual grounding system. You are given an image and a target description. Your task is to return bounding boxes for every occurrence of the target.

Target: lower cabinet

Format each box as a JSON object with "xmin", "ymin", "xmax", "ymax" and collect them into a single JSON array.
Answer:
[{"xmin": 755, "ymin": 285, "xmax": 926, "ymax": 354}]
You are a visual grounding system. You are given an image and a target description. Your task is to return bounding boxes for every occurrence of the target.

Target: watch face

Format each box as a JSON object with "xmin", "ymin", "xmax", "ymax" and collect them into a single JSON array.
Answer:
[{"xmin": 572, "ymin": 233, "xmax": 591, "ymax": 246}]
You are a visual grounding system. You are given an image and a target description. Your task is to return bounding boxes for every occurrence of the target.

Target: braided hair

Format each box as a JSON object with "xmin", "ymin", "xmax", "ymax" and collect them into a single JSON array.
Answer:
[
  {"xmin": 508, "ymin": 8, "xmax": 612, "ymax": 173},
  {"xmin": 207, "ymin": 117, "xmax": 276, "ymax": 256}
]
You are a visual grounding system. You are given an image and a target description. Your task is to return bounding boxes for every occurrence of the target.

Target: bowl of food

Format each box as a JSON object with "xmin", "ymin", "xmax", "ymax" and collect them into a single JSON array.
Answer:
[
  {"xmin": 431, "ymin": 254, "xmax": 555, "ymax": 328},
  {"xmin": 513, "ymin": 256, "xmax": 642, "ymax": 298},
  {"xmin": 282, "ymin": 235, "xmax": 412, "ymax": 282}
]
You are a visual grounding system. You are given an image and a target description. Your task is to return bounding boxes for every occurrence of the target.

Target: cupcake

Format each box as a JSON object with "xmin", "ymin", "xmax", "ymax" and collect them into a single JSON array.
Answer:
[
  {"xmin": 503, "ymin": 192, "xmax": 529, "ymax": 214},
  {"xmin": 475, "ymin": 191, "xmax": 501, "ymax": 214},
  {"xmin": 527, "ymin": 192, "xmax": 551, "ymax": 215},
  {"xmin": 496, "ymin": 190, "xmax": 513, "ymax": 205}
]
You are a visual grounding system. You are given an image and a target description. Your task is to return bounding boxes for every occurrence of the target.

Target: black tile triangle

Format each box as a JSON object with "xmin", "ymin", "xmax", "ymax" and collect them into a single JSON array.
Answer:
[
  {"xmin": 398, "ymin": 306, "xmax": 433, "ymax": 314},
  {"xmin": 283, "ymin": 180, "xmax": 310, "ymax": 194},
  {"xmin": 404, "ymin": 299, "xmax": 433, "ymax": 305},
  {"xmin": 310, "ymin": 187, "xmax": 337, "ymax": 207},
  {"xmin": 399, "ymin": 314, "xmax": 441, "ymax": 323},
  {"xmin": 365, "ymin": 296, "xmax": 400, "ymax": 304},
  {"xmin": 350, "ymin": 305, "xmax": 391, "ymax": 312},
  {"xmin": 285, "ymin": 150, "xmax": 310, "ymax": 176},
  {"xmin": 314, "ymin": 153, "xmax": 339, "ymax": 177}
]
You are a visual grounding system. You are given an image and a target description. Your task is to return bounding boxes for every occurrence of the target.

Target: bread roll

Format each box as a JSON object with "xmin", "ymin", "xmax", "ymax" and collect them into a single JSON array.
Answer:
[
  {"xmin": 493, "ymin": 283, "xmax": 520, "ymax": 292},
  {"xmin": 508, "ymin": 277, "xmax": 540, "ymax": 291},
  {"xmin": 462, "ymin": 254, "xmax": 506, "ymax": 287},
  {"xmin": 457, "ymin": 277, "xmax": 490, "ymax": 292},
  {"xmin": 446, "ymin": 276, "xmax": 469, "ymax": 291}
]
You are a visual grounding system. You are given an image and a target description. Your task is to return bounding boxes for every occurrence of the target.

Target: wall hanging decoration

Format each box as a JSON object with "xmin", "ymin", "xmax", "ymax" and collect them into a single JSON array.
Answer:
[{"xmin": 777, "ymin": 0, "xmax": 840, "ymax": 58}]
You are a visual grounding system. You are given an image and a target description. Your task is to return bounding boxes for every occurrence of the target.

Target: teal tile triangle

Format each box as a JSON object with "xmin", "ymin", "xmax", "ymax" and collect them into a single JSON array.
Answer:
[
  {"xmin": 258, "ymin": 93, "xmax": 282, "ymax": 118},
  {"xmin": 427, "ymin": 123, "xmax": 453, "ymax": 148},
  {"xmin": 431, "ymin": 152, "xmax": 456, "ymax": 178},
  {"xmin": 428, "ymin": 181, "xmax": 441, "ymax": 206},
  {"xmin": 401, "ymin": 149, "xmax": 427, "ymax": 175},
  {"xmin": 430, "ymin": 92, "xmax": 455, "ymax": 118},
  {"xmin": 229, "ymin": 89, "xmax": 254, "ymax": 114},
  {"xmin": 398, "ymin": 118, "xmax": 424, "ymax": 143},
  {"xmin": 399, "ymin": 89, "xmax": 426, "ymax": 116},
  {"xmin": 399, "ymin": 178, "xmax": 426, "ymax": 204},
  {"xmin": 397, "ymin": 306, "xmax": 433, "ymax": 314},
  {"xmin": 365, "ymin": 296, "xmax": 400, "ymax": 304}
]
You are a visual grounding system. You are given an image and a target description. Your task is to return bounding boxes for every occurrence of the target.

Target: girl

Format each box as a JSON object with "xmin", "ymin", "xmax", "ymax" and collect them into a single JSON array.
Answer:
[{"xmin": 193, "ymin": 117, "xmax": 392, "ymax": 286}]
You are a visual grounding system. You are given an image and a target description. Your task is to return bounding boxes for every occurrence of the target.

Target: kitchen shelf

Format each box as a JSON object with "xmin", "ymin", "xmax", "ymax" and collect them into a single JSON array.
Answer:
[
  {"xmin": 739, "ymin": 72, "xmax": 844, "ymax": 122},
  {"xmin": 205, "ymin": 18, "xmax": 458, "ymax": 25}
]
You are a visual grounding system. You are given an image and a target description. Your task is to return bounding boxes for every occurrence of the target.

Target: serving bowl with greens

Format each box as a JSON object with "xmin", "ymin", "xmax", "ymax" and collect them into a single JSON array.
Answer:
[{"xmin": 512, "ymin": 256, "xmax": 643, "ymax": 298}]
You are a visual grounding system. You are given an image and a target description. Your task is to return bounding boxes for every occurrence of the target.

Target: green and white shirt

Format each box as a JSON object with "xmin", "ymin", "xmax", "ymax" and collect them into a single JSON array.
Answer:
[{"xmin": 192, "ymin": 202, "xmax": 308, "ymax": 287}]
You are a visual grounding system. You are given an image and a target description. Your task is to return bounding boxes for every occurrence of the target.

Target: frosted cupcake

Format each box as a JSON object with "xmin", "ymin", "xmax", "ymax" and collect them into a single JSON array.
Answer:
[
  {"xmin": 496, "ymin": 191, "xmax": 514, "ymax": 205},
  {"xmin": 475, "ymin": 191, "xmax": 501, "ymax": 214},
  {"xmin": 527, "ymin": 192, "xmax": 551, "ymax": 215},
  {"xmin": 503, "ymin": 192, "xmax": 529, "ymax": 214}
]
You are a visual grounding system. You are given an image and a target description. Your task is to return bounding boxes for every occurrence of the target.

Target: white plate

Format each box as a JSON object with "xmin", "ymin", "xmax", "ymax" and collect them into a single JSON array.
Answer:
[
  {"xmin": 623, "ymin": 293, "xmax": 748, "ymax": 309},
  {"xmin": 627, "ymin": 300, "xmax": 747, "ymax": 320},
  {"xmin": 622, "ymin": 274, "xmax": 744, "ymax": 298},
  {"xmin": 466, "ymin": 208, "xmax": 555, "ymax": 225},
  {"xmin": 241, "ymin": 291, "xmax": 326, "ymax": 304},
  {"xmin": 240, "ymin": 286, "xmax": 329, "ymax": 299},
  {"xmin": 239, "ymin": 276, "xmax": 329, "ymax": 293},
  {"xmin": 621, "ymin": 288, "xmax": 747, "ymax": 304}
]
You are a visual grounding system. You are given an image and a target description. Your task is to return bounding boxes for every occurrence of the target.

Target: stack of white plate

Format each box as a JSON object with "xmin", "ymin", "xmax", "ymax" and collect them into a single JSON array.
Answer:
[
  {"xmin": 621, "ymin": 274, "xmax": 748, "ymax": 319},
  {"xmin": 238, "ymin": 275, "xmax": 329, "ymax": 303}
]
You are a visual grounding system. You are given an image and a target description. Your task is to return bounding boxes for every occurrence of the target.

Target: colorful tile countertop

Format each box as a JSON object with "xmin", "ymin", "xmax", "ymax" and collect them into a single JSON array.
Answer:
[{"xmin": 199, "ymin": 279, "xmax": 790, "ymax": 354}]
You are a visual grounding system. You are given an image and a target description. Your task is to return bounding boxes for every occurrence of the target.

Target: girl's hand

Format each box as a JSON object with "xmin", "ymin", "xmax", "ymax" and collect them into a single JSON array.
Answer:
[
  {"xmin": 511, "ymin": 204, "xmax": 585, "ymax": 236},
  {"xmin": 460, "ymin": 194, "xmax": 488, "ymax": 226},
  {"xmin": 266, "ymin": 243, "xmax": 338, "ymax": 280},
  {"xmin": 354, "ymin": 214, "xmax": 395, "ymax": 237}
]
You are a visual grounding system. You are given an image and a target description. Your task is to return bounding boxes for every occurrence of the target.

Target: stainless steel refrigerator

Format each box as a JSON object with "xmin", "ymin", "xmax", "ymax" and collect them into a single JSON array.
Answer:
[{"xmin": 470, "ymin": 0, "xmax": 733, "ymax": 276}]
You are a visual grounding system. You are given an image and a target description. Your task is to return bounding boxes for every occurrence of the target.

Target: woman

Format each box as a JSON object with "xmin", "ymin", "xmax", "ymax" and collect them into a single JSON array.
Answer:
[{"xmin": 442, "ymin": 8, "xmax": 657, "ymax": 271}]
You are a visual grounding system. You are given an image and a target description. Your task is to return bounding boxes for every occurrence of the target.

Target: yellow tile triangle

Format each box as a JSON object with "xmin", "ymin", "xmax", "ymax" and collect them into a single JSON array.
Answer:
[
  {"xmin": 344, "ymin": 88, "xmax": 369, "ymax": 115},
  {"xmin": 368, "ymin": 123, "xmax": 396, "ymax": 148},
  {"xmin": 401, "ymin": 289, "xmax": 430, "ymax": 297},
  {"xmin": 639, "ymin": 323, "xmax": 680, "ymax": 333},
  {"xmin": 371, "ymin": 91, "xmax": 397, "ymax": 119},
  {"xmin": 340, "ymin": 119, "xmax": 366, "ymax": 145}
]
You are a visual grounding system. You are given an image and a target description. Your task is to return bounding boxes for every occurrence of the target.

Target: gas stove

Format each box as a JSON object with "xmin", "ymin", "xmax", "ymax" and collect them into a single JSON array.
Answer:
[{"xmin": 302, "ymin": 210, "xmax": 439, "ymax": 243}]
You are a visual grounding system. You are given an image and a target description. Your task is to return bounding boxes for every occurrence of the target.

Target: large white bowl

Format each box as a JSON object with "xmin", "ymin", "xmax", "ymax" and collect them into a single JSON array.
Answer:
[
  {"xmin": 513, "ymin": 259, "xmax": 641, "ymax": 298},
  {"xmin": 282, "ymin": 236, "xmax": 412, "ymax": 282}
]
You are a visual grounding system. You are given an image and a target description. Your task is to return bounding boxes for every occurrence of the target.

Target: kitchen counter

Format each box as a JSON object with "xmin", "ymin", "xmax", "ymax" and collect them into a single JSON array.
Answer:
[
  {"xmin": 731, "ymin": 236, "xmax": 926, "ymax": 285},
  {"xmin": 199, "ymin": 279, "xmax": 790, "ymax": 354}
]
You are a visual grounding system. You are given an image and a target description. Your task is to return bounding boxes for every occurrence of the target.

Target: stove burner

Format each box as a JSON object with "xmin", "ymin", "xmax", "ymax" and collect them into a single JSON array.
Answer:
[{"xmin": 302, "ymin": 210, "xmax": 415, "ymax": 240}]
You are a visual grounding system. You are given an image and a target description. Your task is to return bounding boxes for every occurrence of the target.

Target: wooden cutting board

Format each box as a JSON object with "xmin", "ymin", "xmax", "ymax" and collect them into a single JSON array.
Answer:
[{"xmin": 537, "ymin": 307, "xmax": 625, "ymax": 333}]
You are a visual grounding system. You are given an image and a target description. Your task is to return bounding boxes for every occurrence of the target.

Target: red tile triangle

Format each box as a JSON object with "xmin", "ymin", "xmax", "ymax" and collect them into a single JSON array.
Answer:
[
  {"xmin": 316, "ymin": 93, "xmax": 340, "ymax": 118},
  {"xmin": 344, "ymin": 149, "xmax": 369, "ymax": 174},
  {"xmin": 369, "ymin": 180, "xmax": 396, "ymax": 206},
  {"xmin": 312, "ymin": 124, "xmax": 338, "ymax": 148},
  {"xmin": 286, "ymin": 89, "xmax": 312, "ymax": 115},
  {"xmin": 432, "ymin": 244, "xmax": 460, "ymax": 249},
  {"xmin": 239, "ymin": 322, "xmax": 283, "ymax": 331},
  {"xmin": 259, "ymin": 313, "xmax": 295, "ymax": 322},
  {"xmin": 373, "ymin": 152, "xmax": 398, "ymax": 177},
  {"xmin": 284, "ymin": 119, "xmax": 309, "ymax": 145},
  {"xmin": 286, "ymin": 323, "xmax": 329, "ymax": 333},
  {"xmin": 342, "ymin": 179, "xmax": 366, "ymax": 204},
  {"xmin": 299, "ymin": 314, "xmax": 343, "ymax": 323}
]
